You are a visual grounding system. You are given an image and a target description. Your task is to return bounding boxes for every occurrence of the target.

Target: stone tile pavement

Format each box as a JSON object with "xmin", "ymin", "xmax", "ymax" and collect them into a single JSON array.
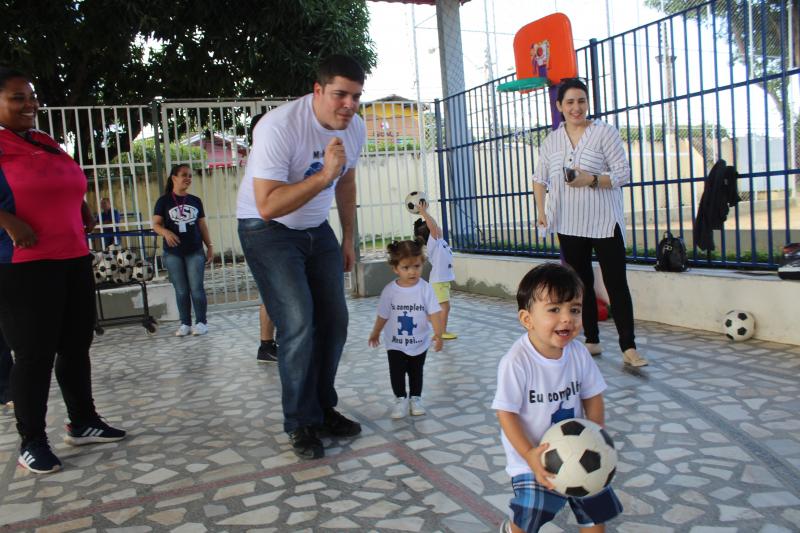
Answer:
[{"xmin": 1, "ymin": 291, "xmax": 799, "ymax": 532}]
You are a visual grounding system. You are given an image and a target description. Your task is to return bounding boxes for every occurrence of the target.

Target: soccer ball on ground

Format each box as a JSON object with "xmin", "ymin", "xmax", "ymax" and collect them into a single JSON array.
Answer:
[
  {"xmin": 540, "ymin": 418, "xmax": 618, "ymax": 497},
  {"xmin": 404, "ymin": 190, "xmax": 426, "ymax": 214},
  {"xmin": 723, "ymin": 310, "xmax": 755, "ymax": 341}
]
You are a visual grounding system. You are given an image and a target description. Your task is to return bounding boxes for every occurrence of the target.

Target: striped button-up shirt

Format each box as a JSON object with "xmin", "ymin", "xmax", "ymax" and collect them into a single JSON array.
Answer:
[{"xmin": 533, "ymin": 120, "xmax": 630, "ymax": 240}]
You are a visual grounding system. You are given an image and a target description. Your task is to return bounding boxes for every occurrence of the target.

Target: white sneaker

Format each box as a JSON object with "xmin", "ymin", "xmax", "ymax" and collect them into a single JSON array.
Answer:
[
  {"xmin": 391, "ymin": 397, "xmax": 409, "ymax": 419},
  {"xmin": 175, "ymin": 324, "xmax": 191, "ymax": 337},
  {"xmin": 409, "ymin": 396, "xmax": 426, "ymax": 416},
  {"xmin": 192, "ymin": 323, "xmax": 208, "ymax": 336}
]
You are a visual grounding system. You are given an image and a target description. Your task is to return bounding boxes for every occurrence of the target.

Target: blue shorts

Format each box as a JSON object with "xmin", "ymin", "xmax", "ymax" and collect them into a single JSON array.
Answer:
[{"xmin": 508, "ymin": 473, "xmax": 622, "ymax": 532}]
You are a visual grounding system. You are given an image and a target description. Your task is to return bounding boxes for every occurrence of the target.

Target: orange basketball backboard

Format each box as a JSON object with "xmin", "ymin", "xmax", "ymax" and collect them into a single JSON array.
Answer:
[{"xmin": 512, "ymin": 13, "xmax": 577, "ymax": 86}]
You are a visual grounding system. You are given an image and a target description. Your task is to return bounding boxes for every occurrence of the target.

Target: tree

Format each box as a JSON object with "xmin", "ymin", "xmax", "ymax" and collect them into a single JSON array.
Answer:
[
  {"xmin": 1, "ymin": 0, "xmax": 376, "ymax": 106},
  {"xmin": 1, "ymin": 0, "xmax": 377, "ymax": 164}
]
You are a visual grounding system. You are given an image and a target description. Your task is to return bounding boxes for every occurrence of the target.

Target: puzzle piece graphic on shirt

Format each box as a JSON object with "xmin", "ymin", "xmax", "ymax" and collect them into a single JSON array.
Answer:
[
  {"xmin": 397, "ymin": 311, "xmax": 417, "ymax": 336},
  {"xmin": 550, "ymin": 401, "xmax": 575, "ymax": 425}
]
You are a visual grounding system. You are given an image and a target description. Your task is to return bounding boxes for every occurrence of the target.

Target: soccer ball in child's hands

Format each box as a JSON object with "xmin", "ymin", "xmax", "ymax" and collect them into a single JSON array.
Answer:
[
  {"xmin": 723, "ymin": 310, "xmax": 755, "ymax": 341},
  {"xmin": 540, "ymin": 418, "xmax": 618, "ymax": 497},
  {"xmin": 405, "ymin": 191, "xmax": 426, "ymax": 214}
]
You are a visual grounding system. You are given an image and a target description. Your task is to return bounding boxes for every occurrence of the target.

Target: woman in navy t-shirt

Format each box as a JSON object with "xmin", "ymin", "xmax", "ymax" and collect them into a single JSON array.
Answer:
[{"xmin": 152, "ymin": 164, "xmax": 213, "ymax": 336}]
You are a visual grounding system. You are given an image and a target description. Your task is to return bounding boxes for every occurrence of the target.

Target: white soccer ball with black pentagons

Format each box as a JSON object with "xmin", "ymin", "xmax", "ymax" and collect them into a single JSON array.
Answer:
[
  {"xmin": 91, "ymin": 251, "xmax": 104, "ymax": 267},
  {"xmin": 96, "ymin": 257, "xmax": 118, "ymax": 280},
  {"xmin": 111, "ymin": 265, "xmax": 132, "ymax": 284},
  {"xmin": 723, "ymin": 309, "xmax": 755, "ymax": 341},
  {"xmin": 92, "ymin": 267, "xmax": 106, "ymax": 284},
  {"xmin": 115, "ymin": 248, "xmax": 137, "ymax": 267},
  {"xmin": 540, "ymin": 418, "xmax": 618, "ymax": 497},
  {"xmin": 132, "ymin": 261, "xmax": 155, "ymax": 282},
  {"xmin": 404, "ymin": 190, "xmax": 426, "ymax": 214}
]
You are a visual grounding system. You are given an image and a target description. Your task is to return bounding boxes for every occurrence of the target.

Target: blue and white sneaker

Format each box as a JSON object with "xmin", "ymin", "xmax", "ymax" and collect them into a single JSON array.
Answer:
[
  {"xmin": 64, "ymin": 419, "xmax": 126, "ymax": 446},
  {"xmin": 18, "ymin": 439, "xmax": 62, "ymax": 474}
]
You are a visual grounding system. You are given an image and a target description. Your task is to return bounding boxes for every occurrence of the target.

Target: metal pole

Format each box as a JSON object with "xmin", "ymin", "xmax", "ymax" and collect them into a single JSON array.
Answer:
[
  {"xmin": 149, "ymin": 99, "xmax": 164, "ymax": 194},
  {"xmin": 589, "ymin": 38, "xmax": 602, "ymax": 115}
]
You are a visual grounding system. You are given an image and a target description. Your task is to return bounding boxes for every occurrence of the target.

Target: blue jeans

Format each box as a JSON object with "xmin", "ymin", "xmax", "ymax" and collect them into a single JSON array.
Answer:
[
  {"xmin": 163, "ymin": 249, "xmax": 207, "ymax": 325},
  {"xmin": 238, "ymin": 219, "xmax": 348, "ymax": 433}
]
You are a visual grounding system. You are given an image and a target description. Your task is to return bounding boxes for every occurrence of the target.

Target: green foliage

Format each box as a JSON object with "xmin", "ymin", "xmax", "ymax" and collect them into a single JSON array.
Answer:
[
  {"xmin": 619, "ymin": 123, "xmax": 730, "ymax": 142},
  {"xmin": 0, "ymin": 0, "xmax": 377, "ymax": 107},
  {"xmin": 109, "ymin": 139, "xmax": 206, "ymax": 178},
  {"xmin": 364, "ymin": 140, "xmax": 421, "ymax": 154}
]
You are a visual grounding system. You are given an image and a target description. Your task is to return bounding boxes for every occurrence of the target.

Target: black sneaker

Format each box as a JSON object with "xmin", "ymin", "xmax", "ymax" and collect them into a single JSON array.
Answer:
[
  {"xmin": 257, "ymin": 340, "xmax": 278, "ymax": 364},
  {"xmin": 18, "ymin": 439, "xmax": 62, "ymax": 474},
  {"xmin": 289, "ymin": 426, "xmax": 324, "ymax": 459},
  {"xmin": 64, "ymin": 419, "xmax": 126, "ymax": 446},
  {"xmin": 317, "ymin": 407, "xmax": 361, "ymax": 437}
]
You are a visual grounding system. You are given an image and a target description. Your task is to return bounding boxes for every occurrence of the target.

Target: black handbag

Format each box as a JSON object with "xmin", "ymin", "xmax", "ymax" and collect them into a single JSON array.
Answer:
[{"xmin": 655, "ymin": 231, "xmax": 688, "ymax": 272}]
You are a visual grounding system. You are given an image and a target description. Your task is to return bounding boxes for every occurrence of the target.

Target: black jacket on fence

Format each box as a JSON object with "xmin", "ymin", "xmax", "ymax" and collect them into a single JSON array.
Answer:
[{"xmin": 693, "ymin": 159, "xmax": 740, "ymax": 252}]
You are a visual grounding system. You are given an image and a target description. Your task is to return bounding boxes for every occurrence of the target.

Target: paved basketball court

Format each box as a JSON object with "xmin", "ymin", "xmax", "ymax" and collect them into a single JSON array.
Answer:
[{"xmin": 1, "ymin": 291, "xmax": 799, "ymax": 532}]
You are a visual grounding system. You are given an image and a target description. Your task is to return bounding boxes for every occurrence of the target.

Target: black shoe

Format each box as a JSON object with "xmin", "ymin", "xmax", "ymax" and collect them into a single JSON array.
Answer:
[
  {"xmin": 257, "ymin": 340, "xmax": 278, "ymax": 364},
  {"xmin": 64, "ymin": 418, "xmax": 127, "ymax": 446},
  {"xmin": 18, "ymin": 438, "xmax": 62, "ymax": 474},
  {"xmin": 289, "ymin": 426, "xmax": 324, "ymax": 459},
  {"xmin": 318, "ymin": 407, "xmax": 361, "ymax": 437}
]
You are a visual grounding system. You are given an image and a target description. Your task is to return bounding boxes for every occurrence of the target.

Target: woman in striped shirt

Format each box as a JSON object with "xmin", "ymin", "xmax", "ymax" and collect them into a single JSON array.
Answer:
[{"xmin": 532, "ymin": 78, "xmax": 648, "ymax": 367}]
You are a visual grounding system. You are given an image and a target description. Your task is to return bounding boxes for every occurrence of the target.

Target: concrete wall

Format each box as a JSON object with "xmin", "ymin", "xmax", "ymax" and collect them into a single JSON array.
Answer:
[{"xmin": 451, "ymin": 253, "xmax": 800, "ymax": 346}]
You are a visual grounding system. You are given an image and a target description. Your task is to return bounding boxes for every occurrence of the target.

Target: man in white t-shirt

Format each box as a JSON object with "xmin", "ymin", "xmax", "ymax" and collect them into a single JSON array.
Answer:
[{"xmin": 236, "ymin": 55, "xmax": 366, "ymax": 460}]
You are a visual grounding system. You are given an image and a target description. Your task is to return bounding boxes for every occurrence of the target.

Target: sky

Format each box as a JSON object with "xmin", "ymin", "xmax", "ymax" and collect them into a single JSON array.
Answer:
[
  {"xmin": 362, "ymin": 0, "xmax": 797, "ymax": 139},
  {"xmin": 362, "ymin": 0, "xmax": 668, "ymax": 102}
]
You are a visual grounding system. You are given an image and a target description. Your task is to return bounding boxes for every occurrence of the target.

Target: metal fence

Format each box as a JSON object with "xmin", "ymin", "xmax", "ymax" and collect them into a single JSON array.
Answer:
[
  {"xmin": 435, "ymin": 0, "xmax": 799, "ymax": 269},
  {"xmin": 34, "ymin": 97, "xmax": 439, "ymax": 304}
]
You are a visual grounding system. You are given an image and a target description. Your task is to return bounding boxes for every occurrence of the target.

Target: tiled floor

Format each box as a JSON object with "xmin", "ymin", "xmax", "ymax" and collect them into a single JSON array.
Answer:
[{"xmin": 1, "ymin": 291, "xmax": 799, "ymax": 532}]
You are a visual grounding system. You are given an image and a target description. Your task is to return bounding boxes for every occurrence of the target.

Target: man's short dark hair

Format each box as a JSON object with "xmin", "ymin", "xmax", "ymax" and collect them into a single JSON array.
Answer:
[
  {"xmin": 516, "ymin": 263, "xmax": 584, "ymax": 311},
  {"xmin": 316, "ymin": 54, "xmax": 365, "ymax": 86}
]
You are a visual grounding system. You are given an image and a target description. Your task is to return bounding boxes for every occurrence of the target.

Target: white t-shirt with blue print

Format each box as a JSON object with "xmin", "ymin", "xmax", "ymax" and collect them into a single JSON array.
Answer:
[
  {"xmin": 236, "ymin": 94, "xmax": 366, "ymax": 229},
  {"xmin": 377, "ymin": 278, "xmax": 441, "ymax": 356}
]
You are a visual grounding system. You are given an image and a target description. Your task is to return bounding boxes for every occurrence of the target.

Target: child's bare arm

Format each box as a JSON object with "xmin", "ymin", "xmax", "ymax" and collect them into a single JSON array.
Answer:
[
  {"xmin": 368, "ymin": 316, "xmax": 388, "ymax": 347},
  {"xmin": 417, "ymin": 199, "xmax": 442, "ymax": 240},
  {"xmin": 581, "ymin": 394, "xmax": 605, "ymax": 427},
  {"xmin": 429, "ymin": 310, "xmax": 444, "ymax": 351},
  {"xmin": 496, "ymin": 410, "xmax": 556, "ymax": 489}
]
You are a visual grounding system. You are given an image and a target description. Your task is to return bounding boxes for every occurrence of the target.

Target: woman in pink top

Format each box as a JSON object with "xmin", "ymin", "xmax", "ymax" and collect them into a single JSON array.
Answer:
[{"xmin": 0, "ymin": 67, "xmax": 126, "ymax": 474}]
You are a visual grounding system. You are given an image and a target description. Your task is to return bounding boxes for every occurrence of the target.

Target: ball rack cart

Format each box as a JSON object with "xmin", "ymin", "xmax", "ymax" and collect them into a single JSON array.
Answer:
[{"xmin": 90, "ymin": 228, "xmax": 159, "ymax": 336}]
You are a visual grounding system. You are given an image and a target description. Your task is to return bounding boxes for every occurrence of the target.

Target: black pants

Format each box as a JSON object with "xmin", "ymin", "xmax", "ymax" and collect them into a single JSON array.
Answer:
[
  {"xmin": 0, "ymin": 331, "xmax": 12, "ymax": 404},
  {"xmin": 0, "ymin": 255, "xmax": 98, "ymax": 446},
  {"xmin": 388, "ymin": 350, "xmax": 427, "ymax": 398},
  {"xmin": 558, "ymin": 225, "xmax": 636, "ymax": 351}
]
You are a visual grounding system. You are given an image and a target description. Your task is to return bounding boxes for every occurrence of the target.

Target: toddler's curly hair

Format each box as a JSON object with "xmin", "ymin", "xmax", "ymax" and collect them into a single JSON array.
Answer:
[{"xmin": 387, "ymin": 239, "xmax": 425, "ymax": 267}]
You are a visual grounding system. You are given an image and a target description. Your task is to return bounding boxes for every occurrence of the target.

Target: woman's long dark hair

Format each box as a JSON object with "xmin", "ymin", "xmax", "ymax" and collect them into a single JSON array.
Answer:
[{"xmin": 165, "ymin": 164, "xmax": 189, "ymax": 194}]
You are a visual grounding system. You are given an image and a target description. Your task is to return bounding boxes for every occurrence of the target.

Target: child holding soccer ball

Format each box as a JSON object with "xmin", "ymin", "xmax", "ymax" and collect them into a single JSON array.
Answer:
[
  {"xmin": 414, "ymin": 199, "xmax": 456, "ymax": 339},
  {"xmin": 492, "ymin": 263, "xmax": 622, "ymax": 533},
  {"xmin": 368, "ymin": 240, "xmax": 443, "ymax": 419}
]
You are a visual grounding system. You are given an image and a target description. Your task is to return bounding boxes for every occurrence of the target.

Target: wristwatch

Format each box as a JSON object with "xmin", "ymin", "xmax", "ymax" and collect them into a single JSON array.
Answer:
[{"xmin": 589, "ymin": 174, "xmax": 599, "ymax": 188}]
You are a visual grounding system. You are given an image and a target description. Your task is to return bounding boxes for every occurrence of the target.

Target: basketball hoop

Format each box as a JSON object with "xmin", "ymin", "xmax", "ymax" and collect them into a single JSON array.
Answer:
[{"xmin": 496, "ymin": 77, "xmax": 550, "ymax": 93}]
